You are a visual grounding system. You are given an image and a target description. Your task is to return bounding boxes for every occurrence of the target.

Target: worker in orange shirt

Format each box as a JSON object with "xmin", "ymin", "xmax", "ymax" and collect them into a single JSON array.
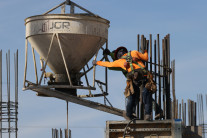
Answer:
[{"xmin": 93, "ymin": 46, "xmax": 152, "ymax": 120}]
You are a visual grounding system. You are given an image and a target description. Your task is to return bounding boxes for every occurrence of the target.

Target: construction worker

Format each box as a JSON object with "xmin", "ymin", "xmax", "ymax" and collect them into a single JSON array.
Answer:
[
  {"xmin": 102, "ymin": 47, "xmax": 128, "ymax": 76},
  {"xmin": 93, "ymin": 46, "xmax": 152, "ymax": 120}
]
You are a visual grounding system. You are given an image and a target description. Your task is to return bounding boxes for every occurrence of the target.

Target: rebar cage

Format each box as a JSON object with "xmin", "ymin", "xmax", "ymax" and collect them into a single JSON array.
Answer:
[{"xmin": 0, "ymin": 50, "xmax": 18, "ymax": 138}]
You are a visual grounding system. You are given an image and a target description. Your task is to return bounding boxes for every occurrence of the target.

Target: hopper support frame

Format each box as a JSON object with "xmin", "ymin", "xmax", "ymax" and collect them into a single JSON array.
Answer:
[
  {"xmin": 43, "ymin": 0, "xmax": 100, "ymax": 18},
  {"xmin": 23, "ymin": 32, "xmax": 109, "ymax": 99}
]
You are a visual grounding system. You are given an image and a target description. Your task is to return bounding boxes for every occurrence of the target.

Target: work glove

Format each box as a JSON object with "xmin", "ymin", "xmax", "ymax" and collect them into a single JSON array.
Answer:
[
  {"xmin": 92, "ymin": 60, "xmax": 97, "ymax": 66},
  {"xmin": 103, "ymin": 48, "xmax": 111, "ymax": 55}
]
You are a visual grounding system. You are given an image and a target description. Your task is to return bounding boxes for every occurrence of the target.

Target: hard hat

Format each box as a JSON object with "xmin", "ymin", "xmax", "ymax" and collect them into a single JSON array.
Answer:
[{"xmin": 114, "ymin": 46, "xmax": 128, "ymax": 60}]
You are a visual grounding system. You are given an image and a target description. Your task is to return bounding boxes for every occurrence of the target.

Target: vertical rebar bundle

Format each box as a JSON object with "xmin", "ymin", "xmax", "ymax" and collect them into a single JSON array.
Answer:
[
  {"xmin": 0, "ymin": 50, "xmax": 18, "ymax": 138},
  {"xmin": 136, "ymin": 34, "xmax": 173, "ymax": 120},
  {"xmin": 52, "ymin": 128, "xmax": 71, "ymax": 138},
  {"xmin": 197, "ymin": 94, "xmax": 207, "ymax": 138}
]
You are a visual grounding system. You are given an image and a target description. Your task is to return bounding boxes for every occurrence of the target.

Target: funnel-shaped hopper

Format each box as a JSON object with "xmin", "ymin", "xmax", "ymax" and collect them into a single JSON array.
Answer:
[{"xmin": 25, "ymin": 14, "xmax": 109, "ymax": 75}]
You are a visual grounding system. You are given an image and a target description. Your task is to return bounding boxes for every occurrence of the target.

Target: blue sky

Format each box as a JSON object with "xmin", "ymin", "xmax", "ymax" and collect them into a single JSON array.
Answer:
[{"xmin": 0, "ymin": 0, "xmax": 207, "ymax": 137}]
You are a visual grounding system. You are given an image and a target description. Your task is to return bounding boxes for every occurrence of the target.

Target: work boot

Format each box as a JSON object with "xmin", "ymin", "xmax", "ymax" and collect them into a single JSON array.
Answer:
[
  {"xmin": 131, "ymin": 114, "xmax": 137, "ymax": 120},
  {"xmin": 154, "ymin": 113, "xmax": 164, "ymax": 120},
  {"xmin": 144, "ymin": 114, "xmax": 151, "ymax": 121}
]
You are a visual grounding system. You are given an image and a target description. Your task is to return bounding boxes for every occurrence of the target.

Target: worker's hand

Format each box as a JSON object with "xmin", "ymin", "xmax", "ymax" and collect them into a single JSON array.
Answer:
[
  {"xmin": 103, "ymin": 48, "xmax": 111, "ymax": 55},
  {"xmin": 132, "ymin": 57, "xmax": 139, "ymax": 62},
  {"xmin": 124, "ymin": 62, "xmax": 130, "ymax": 69},
  {"xmin": 92, "ymin": 60, "xmax": 97, "ymax": 66}
]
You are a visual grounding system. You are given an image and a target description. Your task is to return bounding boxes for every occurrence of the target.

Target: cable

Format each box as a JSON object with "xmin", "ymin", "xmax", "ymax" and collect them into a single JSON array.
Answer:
[{"xmin": 123, "ymin": 118, "xmax": 139, "ymax": 138}]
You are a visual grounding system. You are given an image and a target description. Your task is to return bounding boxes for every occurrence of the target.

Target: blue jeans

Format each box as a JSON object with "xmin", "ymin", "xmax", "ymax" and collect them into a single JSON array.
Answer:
[
  {"xmin": 126, "ymin": 82, "xmax": 140, "ymax": 119},
  {"xmin": 142, "ymin": 87, "xmax": 152, "ymax": 115}
]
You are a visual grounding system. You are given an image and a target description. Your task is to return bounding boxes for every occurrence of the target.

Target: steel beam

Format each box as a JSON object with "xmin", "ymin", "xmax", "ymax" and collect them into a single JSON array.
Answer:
[{"xmin": 28, "ymin": 88, "xmax": 124, "ymax": 117}]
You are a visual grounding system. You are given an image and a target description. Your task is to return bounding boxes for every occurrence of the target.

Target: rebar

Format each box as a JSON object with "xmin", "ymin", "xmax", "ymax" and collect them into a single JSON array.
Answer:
[
  {"xmin": 157, "ymin": 34, "xmax": 162, "ymax": 119},
  {"xmin": 154, "ymin": 39, "xmax": 157, "ymax": 115},
  {"xmin": 105, "ymin": 40, "xmax": 108, "ymax": 94},
  {"xmin": 66, "ymin": 101, "xmax": 68, "ymax": 138},
  {"xmin": 0, "ymin": 50, "xmax": 18, "ymax": 137}
]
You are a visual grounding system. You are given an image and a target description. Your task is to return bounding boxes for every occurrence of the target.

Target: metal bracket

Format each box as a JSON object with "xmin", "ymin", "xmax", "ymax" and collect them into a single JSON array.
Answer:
[{"xmin": 43, "ymin": 0, "xmax": 100, "ymax": 17}]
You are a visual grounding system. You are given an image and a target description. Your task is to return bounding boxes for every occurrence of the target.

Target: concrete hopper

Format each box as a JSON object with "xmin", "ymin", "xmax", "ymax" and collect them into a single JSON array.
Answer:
[{"xmin": 25, "ymin": 14, "xmax": 109, "ymax": 83}]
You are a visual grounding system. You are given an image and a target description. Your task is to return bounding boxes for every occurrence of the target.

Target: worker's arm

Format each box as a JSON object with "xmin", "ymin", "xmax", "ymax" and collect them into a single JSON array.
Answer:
[
  {"xmin": 96, "ymin": 59, "xmax": 124, "ymax": 68},
  {"xmin": 136, "ymin": 50, "xmax": 148, "ymax": 61},
  {"xmin": 102, "ymin": 49, "xmax": 126, "ymax": 71}
]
